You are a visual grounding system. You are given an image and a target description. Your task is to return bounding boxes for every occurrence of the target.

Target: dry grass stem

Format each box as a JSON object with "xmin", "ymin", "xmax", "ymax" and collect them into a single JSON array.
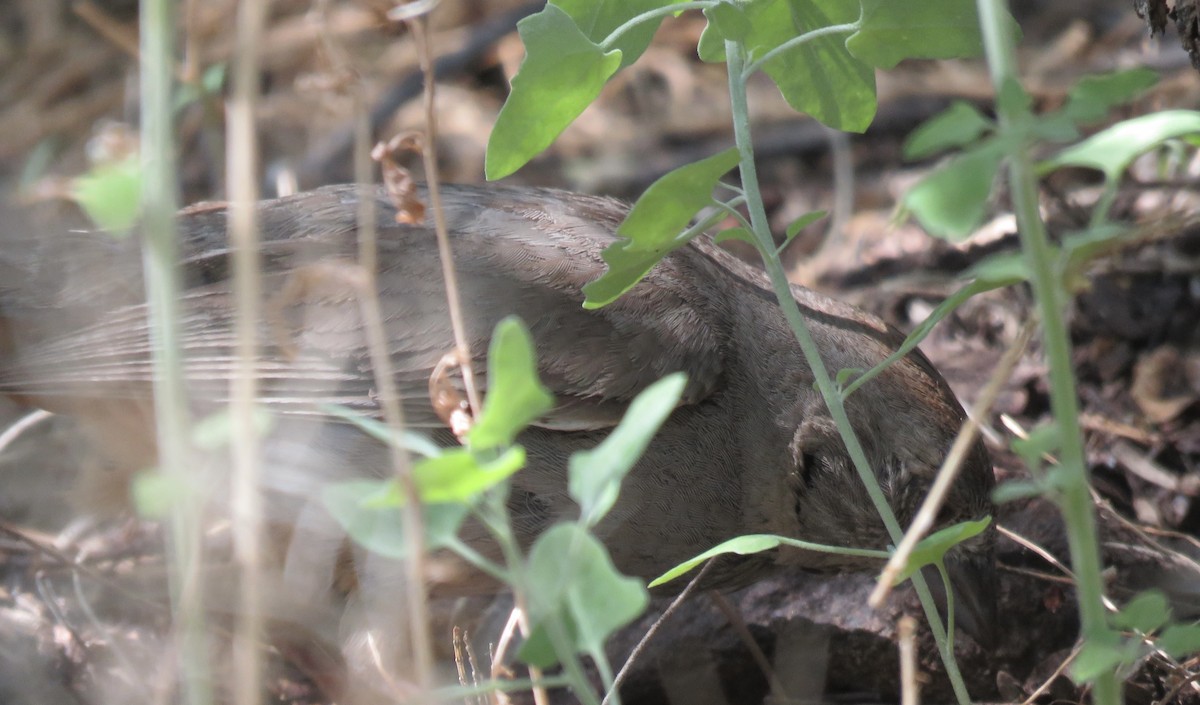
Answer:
[
  {"xmin": 0, "ymin": 408, "xmax": 53, "ymax": 454},
  {"xmin": 604, "ymin": 561, "xmax": 716, "ymax": 705},
  {"xmin": 226, "ymin": 0, "xmax": 268, "ymax": 702},
  {"xmin": 898, "ymin": 615, "xmax": 919, "ymax": 705}
]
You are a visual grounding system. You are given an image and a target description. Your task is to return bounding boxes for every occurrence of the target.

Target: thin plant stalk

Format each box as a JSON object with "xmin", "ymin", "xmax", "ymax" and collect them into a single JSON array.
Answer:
[
  {"xmin": 408, "ymin": 16, "xmax": 481, "ymax": 414},
  {"xmin": 138, "ymin": 0, "xmax": 211, "ymax": 703},
  {"xmin": 409, "ymin": 9, "xmax": 556, "ymax": 704},
  {"xmin": 308, "ymin": 0, "xmax": 437, "ymax": 686},
  {"xmin": 975, "ymin": 2, "xmax": 1118, "ymax": 704},
  {"xmin": 226, "ymin": 0, "xmax": 268, "ymax": 703},
  {"xmin": 476, "ymin": 492, "xmax": 599, "ymax": 705},
  {"xmin": 352, "ymin": 101, "xmax": 437, "ymax": 692}
]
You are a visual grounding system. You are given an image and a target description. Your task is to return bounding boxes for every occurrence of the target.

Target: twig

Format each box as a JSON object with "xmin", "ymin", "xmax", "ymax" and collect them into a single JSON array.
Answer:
[
  {"xmin": 898, "ymin": 616, "xmax": 920, "ymax": 705},
  {"xmin": 709, "ymin": 590, "xmax": 786, "ymax": 698},
  {"xmin": 33, "ymin": 572, "xmax": 90, "ymax": 658},
  {"xmin": 72, "ymin": 1, "xmax": 140, "ymax": 61},
  {"xmin": 491, "ymin": 606, "xmax": 523, "ymax": 672},
  {"xmin": 1091, "ymin": 496, "xmax": 1200, "ymax": 590},
  {"xmin": 463, "ymin": 630, "xmax": 485, "ymax": 702},
  {"xmin": 997, "ymin": 562, "xmax": 1075, "ymax": 586},
  {"xmin": 70, "ymin": 570, "xmax": 151, "ymax": 701},
  {"xmin": 603, "ymin": 561, "xmax": 716, "ymax": 705},
  {"xmin": 1019, "ymin": 641, "xmax": 1083, "ymax": 705},
  {"xmin": 0, "ymin": 521, "xmax": 168, "ymax": 612},
  {"xmin": 998, "ymin": 523, "xmax": 1122, "ymax": 611},
  {"xmin": 0, "ymin": 408, "xmax": 53, "ymax": 455},
  {"xmin": 996, "ymin": 525, "xmax": 1078, "ymax": 583},
  {"xmin": 1152, "ymin": 663, "xmax": 1200, "ymax": 705},
  {"xmin": 1112, "ymin": 440, "xmax": 1199, "ymax": 496},
  {"xmin": 452, "ymin": 626, "xmax": 486, "ymax": 705},
  {"xmin": 408, "ymin": 14, "xmax": 481, "ymax": 416}
]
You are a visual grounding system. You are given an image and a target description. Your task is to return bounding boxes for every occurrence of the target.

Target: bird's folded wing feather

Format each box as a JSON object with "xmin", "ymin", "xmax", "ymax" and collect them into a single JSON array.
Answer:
[{"xmin": 1, "ymin": 184, "xmax": 727, "ymax": 432}]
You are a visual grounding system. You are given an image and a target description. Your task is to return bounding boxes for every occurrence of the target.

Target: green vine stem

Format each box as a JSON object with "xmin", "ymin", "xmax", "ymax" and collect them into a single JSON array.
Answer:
[
  {"xmin": 975, "ymin": 1, "xmax": 1118, "ymax": 704},
  {"xmin": 139, "ymin": 1, "xmax": 211, "ymax": 703},
  {"xmin": 724, "ymin": 37, "xmax": 972, "ymax": 705}
]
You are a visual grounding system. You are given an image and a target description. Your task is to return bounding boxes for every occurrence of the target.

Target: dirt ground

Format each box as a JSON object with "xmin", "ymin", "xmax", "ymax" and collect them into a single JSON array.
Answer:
[{"xmin": 1, "ymin": 1, "xmax": 1199, "ymax": 704}]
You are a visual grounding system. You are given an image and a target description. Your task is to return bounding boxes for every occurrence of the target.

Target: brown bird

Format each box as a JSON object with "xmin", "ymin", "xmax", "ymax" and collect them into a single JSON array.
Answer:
[{"xmin": 0, "ymin": 183, "xmax": 995, "ymax": 635}]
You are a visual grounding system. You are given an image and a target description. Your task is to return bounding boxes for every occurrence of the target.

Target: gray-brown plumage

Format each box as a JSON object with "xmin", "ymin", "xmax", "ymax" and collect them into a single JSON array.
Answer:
[{"xmin": 0, "ymin": 183, "xmax": 996, "ymax": 634}]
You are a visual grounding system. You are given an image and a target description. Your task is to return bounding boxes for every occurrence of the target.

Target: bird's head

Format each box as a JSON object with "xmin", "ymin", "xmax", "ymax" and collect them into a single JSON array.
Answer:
[{"xmin": 778, "ymin": 380, "xmax": 998, "ymax": 642}]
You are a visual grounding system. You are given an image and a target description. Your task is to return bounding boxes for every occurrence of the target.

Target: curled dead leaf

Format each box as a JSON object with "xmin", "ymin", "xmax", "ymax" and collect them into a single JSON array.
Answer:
[{"xmin": 1131, "ymin": 346, "xmax": 1197, "ymax": 424}]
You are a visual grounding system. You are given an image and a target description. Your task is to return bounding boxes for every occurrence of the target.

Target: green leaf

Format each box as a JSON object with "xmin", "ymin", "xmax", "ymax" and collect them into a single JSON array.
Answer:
[
  {"xmin": 1030, "ymin": 112, "xmax": 1082, "ymax": 144},
  {"xmin": 1157, "ymin": 623, "xmax": 1200, "ymax": 658},
  {"xmin": 651, "ymin": 533, "xmax": 890, "ymax": 587},
  {"xmin": 842, "ymin": 274, "xmax": 1022, "ymax": 399},
  {"xmin": 848, "ymin": 0, "xmax": 1016, "ymax": 68},
  {"xmin": 903, "ymin": 140, "xmax": 1005, "ymax": 240},
  {"xmin": 834, "ymin": 367, "xmax": 864, "ymax": 389},
  {"xmin": 1062, "ymin": 68, "xmax": 1158, "ymax": 125},
  {"xmin": 191, "ymin": 407, "xmax": 274, "ymax": 450},
  {"xmin": 320, "ymin": 404, "xmax": 443, "ymax": 458},
  {"xmin": 520, "ymin": 524, "xmax": 649, "ymax": 667},
  {"xmin": 469, "ymin": 317, "xmax": 555, "ymax": 450},
  {"xmin": 785, "ymin": 210, "xmax": 827, "ymax": 238},
  {"xmin": 582, "ymin": 147, "xmax": 739, "ymax": 307},
  {"xmin": 174, "ymin": 62, "xmax": 227, "ymax": 112},
  {"xmin": 1060, "ymin": 224, "xmax": 1131, "ymax": 283},
  {"xmin": 997, "ymin": 76, "xmax": 1032, "ymax": 116},
  {"xmin": 322, "ymin": 480, "xmax": 467, "ymax": 558},
  {"xmin": 650, "ymin": 535, "xmax": 781, "ymax": 587},
  {"xmin": 965, "ymin": 252, "xmax": 1031, "ymax": 286},
  {"xmin": 904, "ymin": 101, "xmax": 993, "ymax": 159},
  {"xmin": 699, "ymin": 0, "xmax": 875, "ymax": 131},
  {"xmin": 990, "ymin": 479, "xmax": 1045, "ymax": 504},
  {"xmin": 703, "ymin": 2, "xmax": 751, "ymax": 43},
  {"xmin": 72, "ymin": 156, "xmax": 142, "ymax": 233},
  {"xmin": 554, "ymin": 0, "xmax": 682, "ymax": 69},
  {"xmin": 617, "ymin": 148, "xmax": 740, "ymax": 242},
  {"xmin": 1039, "ymin": 110, "xmax": 1200, "ymax": 180},
  {"xmin": 516, "ymin": 619, "xmax": 570, "ymax": 669},
  {"xmin": 414, "ymin": 447, "xmax": 526, "ymax": 503},
  {"xmin": 1071, "ymin": 631, "xmax": 1138, "ymax": 683},
  {"xmin": 1011, "ymin": 422, "xmax": 1061, "ymax": 470},
  {"xmin": 893, "ymin": 517, "xmax": 992, "ymax": 584},
  {"xmin": 570, "ymin": 373, "xmax": 686, "ymax": 526},
  {"xmin": 1112, "ymin": 590, "xmax": 1171, "ymax": 633},
  {"xmin": 695, "ymin": 9, "xmax": 727, "ymax": 62},
  {"xmin": 132, "ymin": 472, "xmax": 191, "ymax": 519},
  {"xmin": 1060, "ymin": 224, "xmax": 1130, "ymax": 259},
  {"xmin": 713, "ymin": 226, "xmax": 756, "ymax": 246},
  {"xmin": 780, "ymin": 209, "xmax": 828, "ymax": 251},
  {"xmin": 485, "ymin": 4, "xmax": 623, "ymax": 180},
  {"xmin": 774, "ymin": 0, "xmax": 876, "ymax": 132}
]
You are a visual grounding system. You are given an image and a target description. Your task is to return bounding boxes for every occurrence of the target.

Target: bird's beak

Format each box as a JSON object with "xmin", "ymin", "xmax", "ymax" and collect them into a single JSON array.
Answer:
[{"xmin": 922, "ymin": 552, "xmax": 998, "ymax": 648}]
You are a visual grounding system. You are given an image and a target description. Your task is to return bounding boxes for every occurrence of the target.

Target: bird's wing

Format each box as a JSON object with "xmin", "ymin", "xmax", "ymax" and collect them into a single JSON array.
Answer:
[{"xmin": 2, "ymin": 184, "xmax": 728, "ymax": 432}]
